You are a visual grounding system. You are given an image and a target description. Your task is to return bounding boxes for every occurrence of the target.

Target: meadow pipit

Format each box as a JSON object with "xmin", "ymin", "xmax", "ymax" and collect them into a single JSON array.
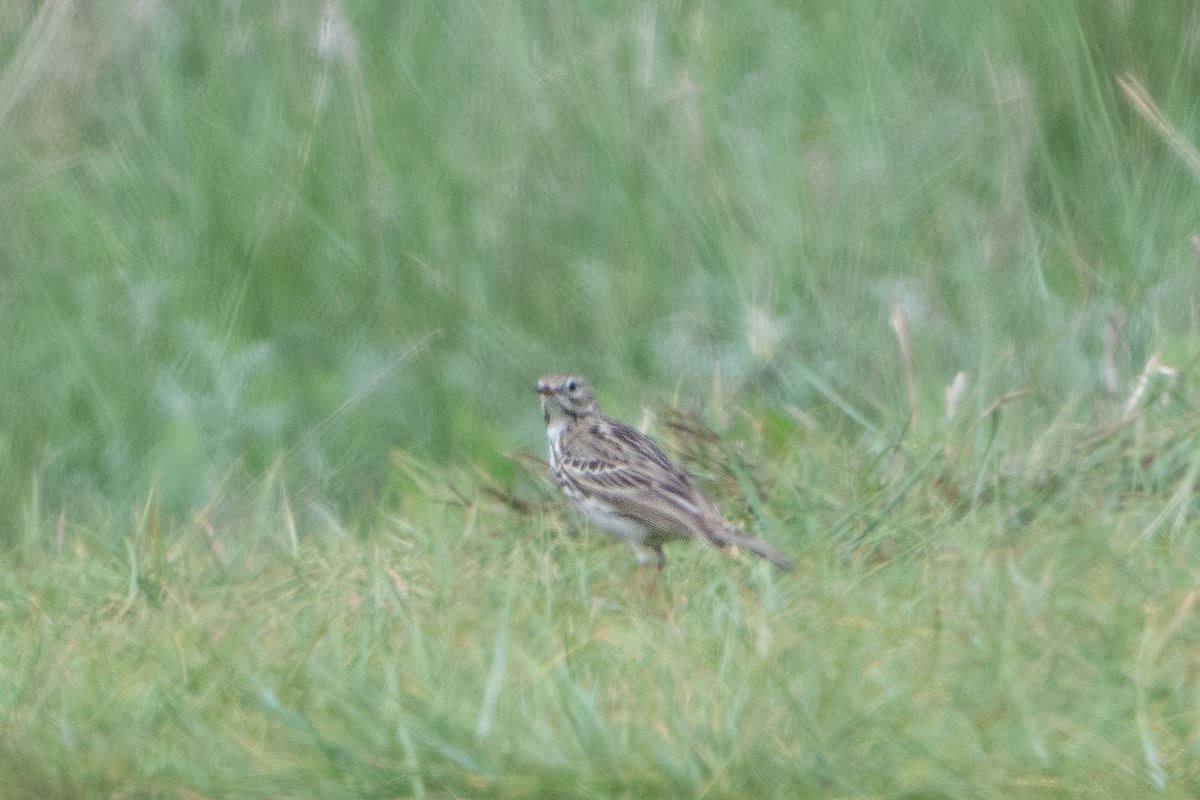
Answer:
[{"xmin": 537, "ymin": 373, "xmax": 793, "ymax": 572}]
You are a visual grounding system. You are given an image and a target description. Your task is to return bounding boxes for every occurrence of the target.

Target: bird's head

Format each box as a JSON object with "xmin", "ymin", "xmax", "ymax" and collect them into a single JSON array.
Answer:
[{"xmin": 537, "ymin": 373, "xmax": 598, "ymax": 423}]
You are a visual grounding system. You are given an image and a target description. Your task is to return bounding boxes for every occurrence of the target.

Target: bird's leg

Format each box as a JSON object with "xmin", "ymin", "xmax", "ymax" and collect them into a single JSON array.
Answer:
[
  {"xmin": 630, "ymin": 543, "xmax": 665, "ymax": 600},
  {"xmin": 647, "ymin": 546, "xmax": 666, "ymax": 598},
  {"xmin": 644, "ymin": 546, "xmax": 667, "ymax": 599}
]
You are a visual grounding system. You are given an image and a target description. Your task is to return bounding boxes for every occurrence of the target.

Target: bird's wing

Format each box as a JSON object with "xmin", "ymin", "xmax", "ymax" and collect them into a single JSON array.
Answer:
[{"xmin": 558, "ymin": 418, "xmax": 724, "ymax": 544}]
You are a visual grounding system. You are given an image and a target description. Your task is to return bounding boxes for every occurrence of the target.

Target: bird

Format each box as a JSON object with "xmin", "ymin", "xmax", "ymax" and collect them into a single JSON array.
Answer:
[{"xmin": 536, "ymin": 373, "xmax": 794, "ymax": 573}]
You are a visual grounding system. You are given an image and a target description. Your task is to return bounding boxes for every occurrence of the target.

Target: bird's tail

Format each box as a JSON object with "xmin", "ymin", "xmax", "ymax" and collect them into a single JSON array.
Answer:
[{"xmin": 720, "ymin": 524, "xmax": 794, "ymax": 571}]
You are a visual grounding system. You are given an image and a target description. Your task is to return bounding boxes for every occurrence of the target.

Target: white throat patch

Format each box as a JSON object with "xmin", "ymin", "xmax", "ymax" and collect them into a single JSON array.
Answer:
[{"xmin": 545, "ymin": 416, "xmax": 568, "ymax": 441}]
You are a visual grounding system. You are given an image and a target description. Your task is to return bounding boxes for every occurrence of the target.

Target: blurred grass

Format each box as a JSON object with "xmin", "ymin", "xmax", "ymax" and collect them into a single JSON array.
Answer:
[
  {"xmin": 3, "ymin": 0, "xmax": 1200, "ymax": 795},
  {"xmin": 1, "ymin": 1, "xmax": 1198, "ymax": 520}
]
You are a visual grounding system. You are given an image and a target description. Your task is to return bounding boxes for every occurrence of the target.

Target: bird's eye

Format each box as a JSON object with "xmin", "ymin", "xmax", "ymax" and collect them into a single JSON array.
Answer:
[{"xmin": 567, "ymin": 380, "xmax": 577, "ymax": 392}]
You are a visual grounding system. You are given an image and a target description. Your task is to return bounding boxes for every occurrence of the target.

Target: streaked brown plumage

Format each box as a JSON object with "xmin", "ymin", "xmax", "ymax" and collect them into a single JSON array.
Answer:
[{"xmin": 536, "ymin": 373, "xmax": 793, "ymax": 571}]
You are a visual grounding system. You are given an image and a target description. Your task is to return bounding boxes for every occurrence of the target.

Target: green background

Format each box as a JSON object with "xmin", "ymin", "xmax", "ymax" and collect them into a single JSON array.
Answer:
[
  {"xmin": 4, "ymin": 2, "xmax": 1200, "ymax": 797},
  {"xmin": 5, "ymin": 2, "xmax": 1197, "ymax": 525}
]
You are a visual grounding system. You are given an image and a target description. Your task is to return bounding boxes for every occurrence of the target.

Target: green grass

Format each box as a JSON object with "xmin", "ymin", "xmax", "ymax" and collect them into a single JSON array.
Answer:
[
  {"xmin": 3, "ymin": 1, "xmax": 1200, "ymax": 796},
  {"xmin": 6, "ymin": 407, "xmax": 1200, "ymax": 797}
]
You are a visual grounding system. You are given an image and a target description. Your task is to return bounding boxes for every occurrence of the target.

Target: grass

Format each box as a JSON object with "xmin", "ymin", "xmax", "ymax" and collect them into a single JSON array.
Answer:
[
  {"xmin": 3, "ymin": 0, "xmax": 1200, "ymax": 796},
  {"xmin": 6, "ymin": 399, "xmax": 1200, "ymax": 797}
]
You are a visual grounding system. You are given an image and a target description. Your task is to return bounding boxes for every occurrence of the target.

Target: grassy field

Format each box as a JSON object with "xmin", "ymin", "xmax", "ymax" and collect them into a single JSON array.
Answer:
[{"xmin": 3, "ymin": 1, "xmax": 1200, "ymax": 797}]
